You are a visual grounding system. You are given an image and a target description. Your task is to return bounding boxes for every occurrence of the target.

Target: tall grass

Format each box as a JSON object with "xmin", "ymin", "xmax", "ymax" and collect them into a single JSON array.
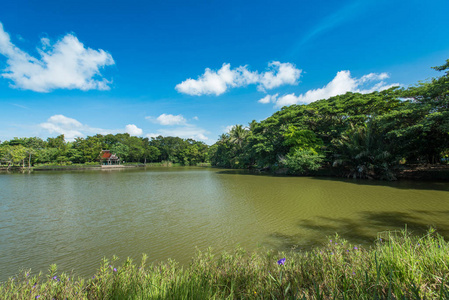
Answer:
[{"xmin": 1, "ymin": 229, "xmax": 448, "ymax": 299}]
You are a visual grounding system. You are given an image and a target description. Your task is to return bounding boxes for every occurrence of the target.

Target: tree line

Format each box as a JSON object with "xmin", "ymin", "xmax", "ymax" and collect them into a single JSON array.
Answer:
[
  {"xmin": 209, "ymin": 59, "xmax": 449, "ymax": 180},
  {"xmin": 0, "ymin": 134, "xmax": 209, "ymax": 167},
  {"xmin": 1, "ymin": 59, "xmax": 448, "ymax": 179}
]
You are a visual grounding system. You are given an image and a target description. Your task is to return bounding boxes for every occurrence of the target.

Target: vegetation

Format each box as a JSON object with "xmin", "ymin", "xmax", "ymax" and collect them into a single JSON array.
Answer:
[
  {"xmin": 1, "ymin": 229, "xmax": 448, "ymax": 299},
  {"xmin": 1, "ymin": 59, "xmax": 448, "ymax": 179},
  {"xmin": 0, "ymin": 134, "xmax": 209, "ymax": 168},
  {"xmin": 210, "ymin": 59, "xmax": 449, "ymax": 180}
]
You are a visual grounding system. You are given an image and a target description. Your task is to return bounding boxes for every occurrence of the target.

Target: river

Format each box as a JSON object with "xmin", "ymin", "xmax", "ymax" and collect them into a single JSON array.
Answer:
[{"xmin": 1, "ymin": 167, "xmax": 448, "ymax": 281}]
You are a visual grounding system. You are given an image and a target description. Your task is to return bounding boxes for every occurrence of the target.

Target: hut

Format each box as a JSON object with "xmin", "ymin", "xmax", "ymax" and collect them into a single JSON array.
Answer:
[{"xmin": 99, "ymin": 150, "xmax": 120, "ymax": 165}]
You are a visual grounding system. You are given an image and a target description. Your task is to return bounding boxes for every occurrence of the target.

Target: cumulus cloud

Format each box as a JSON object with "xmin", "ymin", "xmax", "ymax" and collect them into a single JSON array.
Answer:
[
  {"xmin": 146, "ymin": 113, "xmax": 209, "ymax": 141},
  {"xmin": 155, "ymin": 113, "xmax": 187, "ymax": 126},
  {"xmin": 125, "ymin": 124, "xmax": 143, "ymax": 136},
  {"xmin": 0, "ymin": 22, "xmax": 114, "ymax": 92},
  {"xmin": 257, "ymin": 93, "xmax": 279, "ymax": 104},
  {"xmin": 40, "ymin": 115, "xmax": 84, "ymax": 140},
  {"xmin": 175, "ymin": 61, "xmax": 301, "ymax": 96},
  {"xmin": 259, "ymin": 70, "xmax": 399, "ymax": 107},
  {"xmin": 146, "ymin": 125, "xmax": 209, "ymax": 141},
  {"xmin": 39, "ymin": 114, "xmax": 142, "ymax": 140}
]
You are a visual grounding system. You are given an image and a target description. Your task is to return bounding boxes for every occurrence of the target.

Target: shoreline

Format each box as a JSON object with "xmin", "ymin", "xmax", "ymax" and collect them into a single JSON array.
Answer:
[{"xmin": 1, "ymin": 163, "xmax": 448, "ymax": 181}]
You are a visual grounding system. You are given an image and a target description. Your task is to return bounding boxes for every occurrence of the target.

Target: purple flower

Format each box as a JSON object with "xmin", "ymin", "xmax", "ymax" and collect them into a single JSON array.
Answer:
[
  {"xmin": 335, "ymin": 243, "xmax": 338, "ymax": 245},
  {"xmin": 35, "ymin": 296, "xmax": 40, "ymax": 299},
  {"xmin": 277, "ymin": 258, "xmax": 286, "ymax": 265},
  {"xmin": 352, "ymin": 272, "xmax": 356, "ymax": 275},
  {"xmin": 92, "ymin": 275, "xmax": 95, "ymax": 279},
  {"xmin": 354, "ymin": 246, "xmax": 358, "ymax": 250},
  {"xmin": 53, "ymin": 276, "xmax": 58, "ymax": 280},
  {"xmin": 346, "ymin": 250, "xmax": 349, "ymax": 253},
  {"xmin": 113, "ymin": 268, "xmax": 117, "ymax": 272},
  {"xmin": 330, "ymin": 240, "xmax": 332, "ymax": 243}
]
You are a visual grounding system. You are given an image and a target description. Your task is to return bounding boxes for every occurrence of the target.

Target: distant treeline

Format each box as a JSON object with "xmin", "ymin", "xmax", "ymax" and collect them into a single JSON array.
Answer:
[
  {"xmin": 0, "ymin": 134, "xmax": 209, "ymax": 167},
  {"xmin": 208, "ymin": 59, "xmax": 449, "ymax": 180}
]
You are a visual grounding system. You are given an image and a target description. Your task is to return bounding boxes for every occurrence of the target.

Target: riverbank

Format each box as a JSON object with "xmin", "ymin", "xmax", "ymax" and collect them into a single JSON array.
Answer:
[
  {"xmin": 0, "ymin": 162, "xmax": 212, "ymax": 172},
  {"xmin": 1, "ymin": 229, "xmax": 447, "ymax": 299}
]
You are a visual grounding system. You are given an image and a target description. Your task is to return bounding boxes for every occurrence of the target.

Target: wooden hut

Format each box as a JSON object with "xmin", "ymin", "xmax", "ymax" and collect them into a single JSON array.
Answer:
[{"xmin": 99, "ymin": 150, "xmax": 120, "ymax": 165}]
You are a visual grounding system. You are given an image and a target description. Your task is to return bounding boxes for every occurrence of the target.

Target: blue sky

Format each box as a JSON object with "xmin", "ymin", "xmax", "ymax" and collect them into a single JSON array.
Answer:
[{"xmin": 1, "ymin": 0, "xmax": 448, "ymax": 144}]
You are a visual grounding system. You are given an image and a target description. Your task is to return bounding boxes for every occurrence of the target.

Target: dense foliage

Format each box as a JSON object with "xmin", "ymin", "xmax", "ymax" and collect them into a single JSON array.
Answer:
[
  {"xmin": 1, "ymin": 229, "xmax": 448, "ymax": 299},
  {"xmin": 210, "ymin": 60, "xmax": 449, "ymax": 180},
  {"xmin": 0, "ymin": 134, "xmax": 209, "ymax": 167}
]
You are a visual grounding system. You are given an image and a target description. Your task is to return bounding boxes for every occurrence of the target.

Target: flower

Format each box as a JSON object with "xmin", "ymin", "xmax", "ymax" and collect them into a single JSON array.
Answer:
[
  {"xmin": 277, "ymin": 258, "xmax": 286, "ymax": 265},
  {"xmin": 113, "ymin": 268, "xmax": 117, "ymax": 272},
  {"xmin": 35, "ymin": 296, "xmax": 40, "ymax": 299},
  {"xmin": 354, "ymin": 246, "xmax": 358, "ymax": 250},
  {"xmin": 52, "ymin": 276, "xmax": 58, "ymax": 280}
]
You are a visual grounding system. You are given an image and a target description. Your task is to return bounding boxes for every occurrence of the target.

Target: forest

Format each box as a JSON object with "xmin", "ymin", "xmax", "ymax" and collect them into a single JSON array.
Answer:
[
  {"xmin": 1, "ymin": 59, "xmax": 448, "ymax": 179},
  {"xmin": 0, "ymin": 134, "xmax": 209, "ymax": 167},
  {"xmin": 209, "ymin": 59, "xmax": 449, "ymax": 180}
]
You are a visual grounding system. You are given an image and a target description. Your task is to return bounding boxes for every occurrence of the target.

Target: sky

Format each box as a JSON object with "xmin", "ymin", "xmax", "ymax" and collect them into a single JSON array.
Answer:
[{"xmin": 1, "ymin": 0, "xmax": 449, "ymax": 144}]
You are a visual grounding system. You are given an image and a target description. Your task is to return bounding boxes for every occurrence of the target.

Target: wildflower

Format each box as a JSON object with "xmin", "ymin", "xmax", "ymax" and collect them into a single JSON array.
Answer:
[
  {"xmin": 92, "ymin": 276, "xmax": 95, "ymax": 279},
  {"xmin": 330, "ymin": 240, "xmax": 332, "ymax": 243},
  {"xmin": 346, "ymin": 250, "xmax": 349, "ymax": 253},
  {"xmin": 113, "ymin": 268, "xmax": 117, "ymax": 272},
  {"xmin": 35, "ymin": 296, "xmax": 40, "ymax": 299},
  {"xmin": 53, "ymin": 276, "xmax": 58, "ymax": 280},
  {"xmin": 277, "ymin": 258, "xmax": 286, "ymax": 265},
  {"xmin": 352, "ymin": 272, "xmax": 356, "ymax": 275},
  {"xmin": 335, "ymin": 243, "xmax": 338, "ymax": 245},
  {"xmin": 354, "ymin": 246, "xmax": 358, "ymax": 250}
]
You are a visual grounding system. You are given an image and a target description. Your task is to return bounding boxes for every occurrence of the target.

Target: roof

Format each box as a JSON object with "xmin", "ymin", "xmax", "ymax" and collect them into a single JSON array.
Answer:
[{"xmin": 100, "ymin": 150, "xmax": 111, "ymax": 159}]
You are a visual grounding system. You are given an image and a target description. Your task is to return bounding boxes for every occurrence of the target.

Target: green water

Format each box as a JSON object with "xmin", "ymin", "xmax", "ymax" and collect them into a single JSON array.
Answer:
[{"xmin": 1, "ymin": 167, "xmax": 448, "ymax": 281}]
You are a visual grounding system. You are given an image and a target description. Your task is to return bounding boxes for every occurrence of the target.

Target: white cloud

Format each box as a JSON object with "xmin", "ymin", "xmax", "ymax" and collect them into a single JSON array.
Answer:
[
  {"xmin": 40, "ymin": 115, "xmax": 84, "ymax": 140},
  {"xmin": 175, "ymin": 61, "xmax": 301, "ymax": 96},
  {"xmin": 125, "ymin": 124, "xmax": 143, "ymax": 136},
  {"xmin": 0, "ymin": 22, "xmax": 114, "ymax": 92},
  {"xmin": 146, "ymin": 125, "xmax": 209, "ymax": 141},
  {"xmin": 259, "ymin": 70, "xmax": 399, "ymax": 107},
  {"xmin": 258, "ymin": 62, "xmax": 301, "ymax": 91},
  {"xmin": 258, "ymin": 93, "xmax": 278, "ymax": 104},
  {"xmin": 39, "ymin": 115, "xmax": 143, "ymax": 140},
  {"xmin": 155, "ymin": 113, "xmax": 187, "ymax": 126},
  {"xmin": 193, "ymin": 116, "xmax": 199, "ymax": 120}
]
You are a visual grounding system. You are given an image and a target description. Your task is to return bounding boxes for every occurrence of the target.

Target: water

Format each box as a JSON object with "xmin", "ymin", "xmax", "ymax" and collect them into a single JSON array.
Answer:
[{"xmin": 1, "ymin": 167, "xmax": 448, "ymax": 281}]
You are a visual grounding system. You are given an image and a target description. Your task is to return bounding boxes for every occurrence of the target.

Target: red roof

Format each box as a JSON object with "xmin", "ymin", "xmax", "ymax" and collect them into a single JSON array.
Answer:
[{"xmin": 100, "ymin": 150, "xmax": 111, "ymax": 159}]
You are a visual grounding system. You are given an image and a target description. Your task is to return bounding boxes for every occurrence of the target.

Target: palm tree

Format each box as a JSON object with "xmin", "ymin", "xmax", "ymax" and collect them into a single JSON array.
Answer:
[{"xmin": 229, "ymin": 125, "xmax": 249, "ymax": 148}]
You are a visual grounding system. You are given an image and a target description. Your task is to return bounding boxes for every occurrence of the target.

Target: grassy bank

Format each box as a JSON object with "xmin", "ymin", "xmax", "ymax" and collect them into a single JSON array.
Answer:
[{"xmin": 1, "ymin": 229, "xmax": 448, "ymax": 299}]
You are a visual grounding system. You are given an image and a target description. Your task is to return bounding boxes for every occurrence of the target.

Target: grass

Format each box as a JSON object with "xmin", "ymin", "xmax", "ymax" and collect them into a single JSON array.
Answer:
[{"xmin": 1, "ymin": 229, "xmax": 448, "ymax": 299}]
